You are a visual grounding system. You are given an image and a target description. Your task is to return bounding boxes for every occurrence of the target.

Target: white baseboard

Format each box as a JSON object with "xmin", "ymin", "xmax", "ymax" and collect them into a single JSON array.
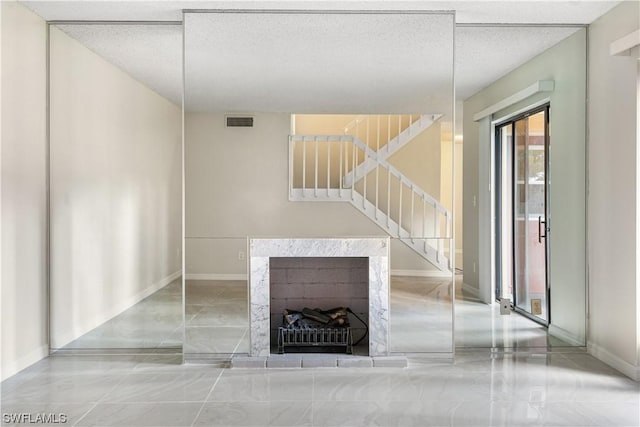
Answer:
[
  {"xmin": 190, "ymin": 272, "xmax": 452, "ymax": 280},
  {"xmin": 587, "ymin": 341, "xmax": 640, "ymax": 381},
  {"xmin": 186, "ymin": 273, "xmax": 247, "ymax": 281},
  {"xmin": 548, "ymin": 324, "xmax": 585, "ymax": 347},
  {"xmin": 390, "ymin": 269, "xmax": 452, "ymax": 278},
  {"xmin": 406, "ymin": 352, "xmax": 454, "ymax": 361},
  {"xmin": 55, "ymin": 270, "xmax": 182, "ymax": 349},
  {"xmin": 1, "ymin": 344, "xmax": 49, "ymax": 382},
  {"xmin": 461, "ymin": 282, "xmax": 480, "ymax": 298},
  {"xmin": 189, "ymin": 272, "xmax": 454, "ymax": 280}
]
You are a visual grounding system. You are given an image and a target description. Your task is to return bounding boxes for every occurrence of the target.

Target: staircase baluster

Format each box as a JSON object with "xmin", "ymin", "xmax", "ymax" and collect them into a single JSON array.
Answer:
[
  {"xmin": 302, "ymin": 138, "xmax": 306, "ymax": 196},
  {"xmin": 289, "ymin": 137, "xmax": 294, "ymax": 199},
  {"xmin": 386, "ymin": 168, "xmax": 391, "ymax": 229},
  {"xmin": 314, "ymin": 137, "xmax": 319, "ymax": 198},
  {"xmin": 366, "ymin": 116, "xmax": 370, "ymax": 148},
  {"xmin": 444, "ymin": 212, "xmax": 450, "ymax": 267},
  {"xmin": 422, "ymin": 197, "xmax": 426, "ymax": 240},
  {"xmin": 398, "ymin": 179, "xmax": 403, "ymax": 236},
  {"xmin": 364, "ymin": 119, "xmax": 369, "ymax": 206},
  {"xmin": 339, "ymin": 138, "xmax": 343, "ymax": 198},
  {"xmin": 387, "ymin": 115, "xmax": 391, "ymax": 154},
  {"xmin": 352, "ymin": 139, "xmax": 356, "ymax": 201},
  {"xmin": 410, "ymin": 186, "xmax": 415, "ymax": 243},
  {"xmin": 355, "ymin": 120, "xmax": 360, "ymax": 185},
  {"xmin": 363, "ymin": 149, "xmax": 367, "ymax": 209},
  {"xmin": 327, "ymin": 138, "xmax": 331, "ymax": 197},
  {"xmin": 435, "ymin": 211, "xmax": 442, "ymax": 262}
]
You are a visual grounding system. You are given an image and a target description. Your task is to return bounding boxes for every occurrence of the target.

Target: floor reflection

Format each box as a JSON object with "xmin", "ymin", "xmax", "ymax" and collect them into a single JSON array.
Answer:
[
  {"xmin": 62, "ymin": 278, "xmax": 183, "ymax": 349},
  {"xmin": 61, "ymin": 275, "xmax": 574, "ymax": 352},
  {"xmin": 390, "ymin": 275, "xmax": 453, "ymax": 353},
  {"xmin": 184, "ymin": 280, "xmax": 248, "ymax": 354},
  {"xmin": 454, "ymin": 276, "xmax": 574, "ymax": 349},
  {"xmin": 3, "ymin": 350, "xmax": 637, "ymax": 427}
]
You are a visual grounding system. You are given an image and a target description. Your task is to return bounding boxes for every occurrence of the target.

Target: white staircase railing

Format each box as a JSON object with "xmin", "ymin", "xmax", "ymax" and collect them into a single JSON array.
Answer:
[
  {"xmin": 289, "ymin": 134, "xmax": 451, "ymax": 271},
  {"xmin": 342, "ymin": 114, "xmax": 442, "ymax": 187}
]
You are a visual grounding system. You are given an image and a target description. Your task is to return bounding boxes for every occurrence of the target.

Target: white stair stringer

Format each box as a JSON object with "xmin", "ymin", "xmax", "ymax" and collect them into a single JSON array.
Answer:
[
  {"xmin": 290, "ymin": 188, "xmax": 450, "ymax": 272},
  {"xmin": 343, "ymin": 114, "xmax": 442, "ymax": 188},
  {"xmin": 289, "ymin": 134, "xmax": 452, "ymax": 272}
]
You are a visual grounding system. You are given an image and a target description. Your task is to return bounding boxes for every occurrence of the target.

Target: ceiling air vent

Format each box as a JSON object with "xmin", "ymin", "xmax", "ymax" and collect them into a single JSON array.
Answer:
[{"xmin": 226, "ymin": 116, "xmax": 254, "ymax": 128}]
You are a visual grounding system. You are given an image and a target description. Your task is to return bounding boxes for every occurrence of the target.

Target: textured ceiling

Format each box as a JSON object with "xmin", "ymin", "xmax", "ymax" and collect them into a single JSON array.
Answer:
[
  {"xmin": 22, "ymin": 1, "xmax": 621, "ymax": 24},
  {"xmin": 56, "ymin": 24, "xmax": 183, "ymax": 105},
  {"xmin": 456, "ymin": 26, "xmax": 582, "ymax": 99},
  {"xmin": 36, "ymin": 1, "xmax": 611, "ymax": 112},
  {"xmin": 184, "ymin": 12, "xmax": 453, "ymax": 113}
]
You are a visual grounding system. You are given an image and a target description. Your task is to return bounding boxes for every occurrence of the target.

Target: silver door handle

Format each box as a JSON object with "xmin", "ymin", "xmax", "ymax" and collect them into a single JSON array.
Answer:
[{"xmin": 538, "ymin": 216, "xmax": 547, "ymax": 243}]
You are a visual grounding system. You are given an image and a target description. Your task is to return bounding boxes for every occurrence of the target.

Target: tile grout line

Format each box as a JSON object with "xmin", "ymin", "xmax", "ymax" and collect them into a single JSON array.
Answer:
[
  {"xmin": 230, "ymin": 328, "xmax": 249, "ymax": 356},
  {"xmin": 158, "ymin": 324, "xmax": 186, "ymax": 348},
  {"xmin": 185, "ymin": 305, "xmax": 206, "ymax": 324},
  {"xmin": 71, "ymin": 401, "xmax": 99, "ymax": 427},
  {"xmin": 71, "ymin": 370, "xmax": 131, "ymax": 427},
  {"xmin": 189, "ymin": 369, "xmax": 225, "ymax": 427}
]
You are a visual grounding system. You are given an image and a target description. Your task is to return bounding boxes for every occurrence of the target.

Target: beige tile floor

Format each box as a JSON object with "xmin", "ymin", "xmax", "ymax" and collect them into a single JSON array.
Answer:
[
  {"xmin": 61, "ymin": 276, "xmax": 572, "ymax": 353},
  {"xmin": 2, "ymin": 351, "xmax": 638, "ymax": 426},
  {"xmin": 5, "ymin": 277, "xmax": 638, "ymax": 426},
  {"xmin": 60, "ymin": 279, "xmax": 184, "ymax": 350}
]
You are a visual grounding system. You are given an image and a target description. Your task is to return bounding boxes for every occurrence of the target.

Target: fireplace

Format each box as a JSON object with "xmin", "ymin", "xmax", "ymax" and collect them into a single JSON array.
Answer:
[
  {"xmin": 249, "ymin": 238, "xmax": 390, "ymax": 357},
  {"xmin": 270, "ymin": 257, "xmax": 368, "ymax": 354}
]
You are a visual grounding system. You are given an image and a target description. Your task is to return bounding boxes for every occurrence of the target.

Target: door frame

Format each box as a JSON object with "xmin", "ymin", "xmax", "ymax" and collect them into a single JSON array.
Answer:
[{"xmin": 492, "ymin": 102, "xmax": 551, "ymax": 326}]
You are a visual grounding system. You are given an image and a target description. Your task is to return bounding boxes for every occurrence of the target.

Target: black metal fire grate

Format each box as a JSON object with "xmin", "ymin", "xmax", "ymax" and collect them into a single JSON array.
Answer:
[
  {"xmin": 278, "ymin": 326, "xmax": 353, "ymax": 354},
  {"xmin": 277, "ymin": 307, "xmax": 367, "ymax": 354}
]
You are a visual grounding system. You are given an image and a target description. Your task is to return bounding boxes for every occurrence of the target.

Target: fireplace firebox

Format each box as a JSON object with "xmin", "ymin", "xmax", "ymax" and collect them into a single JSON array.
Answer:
[
  {"xmin": 277, "ymin": 306, "xmax": 369, "ymax": 354},
  {"xmin": 249, "ymin": 238, "xmax": 390, "ymax": 358}
]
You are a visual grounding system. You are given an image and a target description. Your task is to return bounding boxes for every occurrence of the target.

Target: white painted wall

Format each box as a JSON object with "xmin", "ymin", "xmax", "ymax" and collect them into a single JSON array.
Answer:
[
  {"xmin": 185, "ymin": 112, "xmax": 440, "ymax": 276},
  {"xmin": 463, "ymin": 29, "xmax": 587, "ymax": 344},
  {"xmin": 587, "ymin": 0, "xmax": 639, "ymax": 380},
  {"xmin": 1, "ymin": 1, "xmax": 48, "ymax": 381},
  {"xmin": 49, "ymin": 26, "xmax": 182, "ymax": 348}
]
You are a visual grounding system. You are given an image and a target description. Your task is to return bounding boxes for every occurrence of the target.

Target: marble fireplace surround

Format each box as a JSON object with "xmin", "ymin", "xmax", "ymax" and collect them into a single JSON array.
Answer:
[{"xmin": 249, "ymin": 237, "xmax": 390, "ymax": 357}]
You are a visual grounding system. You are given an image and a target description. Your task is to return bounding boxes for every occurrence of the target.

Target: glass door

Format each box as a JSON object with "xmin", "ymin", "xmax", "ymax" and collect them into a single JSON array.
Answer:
[
  {"xmin": 496, "ymin": 106, "xmax": 550, "ymax": 325},
  {"xmin": 495, "ymin": 123, "xmax": 513, "ymax": 304}
]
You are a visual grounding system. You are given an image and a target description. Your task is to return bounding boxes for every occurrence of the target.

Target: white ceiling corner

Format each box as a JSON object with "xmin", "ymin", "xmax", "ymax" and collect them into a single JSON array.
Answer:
[
  {"xmin": 55, "ymin": 24, "xmax": 183, "ymax": 106},
  {"xmin": 455, "ymin": 26, "xmax": 581, "ymax": 99}
]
